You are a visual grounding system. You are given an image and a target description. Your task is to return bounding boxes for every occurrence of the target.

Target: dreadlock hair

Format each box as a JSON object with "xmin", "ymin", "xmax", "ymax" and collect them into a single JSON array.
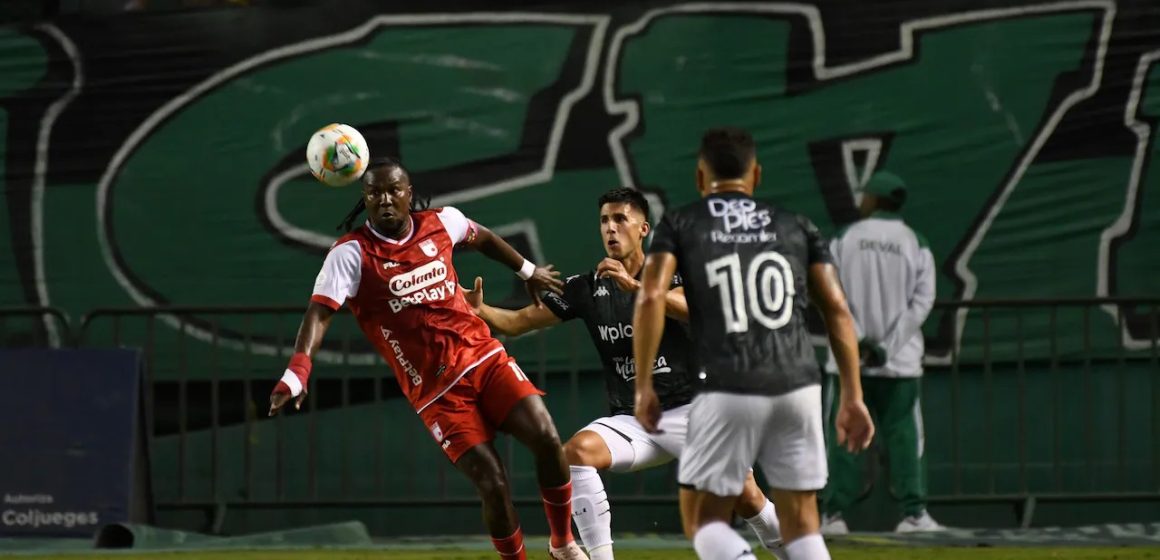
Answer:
[{"xmin": 336, "ymin": 156, "xmax": 431, "ymax": 232}]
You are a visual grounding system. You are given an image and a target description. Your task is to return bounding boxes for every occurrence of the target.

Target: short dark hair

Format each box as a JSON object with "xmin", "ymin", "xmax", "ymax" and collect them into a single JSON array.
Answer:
[
  {"xmin": 699, "ymin": 127, "xmax": 756, "ymax": 180},
  {"xmin": 598, "ymin": 187, "xmax": 650, "ymax": 221},
  {"xmin": 335, "ymin": 155, "xmax": 429, "ymax": 232}
]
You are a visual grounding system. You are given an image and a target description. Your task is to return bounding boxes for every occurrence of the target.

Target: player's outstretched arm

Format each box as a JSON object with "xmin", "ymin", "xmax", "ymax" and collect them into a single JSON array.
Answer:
[
  {"xmin": 463, "ymin": 276, "xmax": 561, "ymax": 336},
  {"xmin": 463, "ymin": 224, "xmax": 563, "ymax": 307},
  {"xmin": 482, "ymin": 304, "xmax": 561, "ymax": 336},
  {"xmin": 633, "ymin": 252, "xmax": 677, "ymax": 433},
  {"xmin": 809, "ymin": 262, "xmax": 875, "ymax": 451},
  {"xmin": 269, "ymin": 302, "xmax": 337, "ymax": 416}
]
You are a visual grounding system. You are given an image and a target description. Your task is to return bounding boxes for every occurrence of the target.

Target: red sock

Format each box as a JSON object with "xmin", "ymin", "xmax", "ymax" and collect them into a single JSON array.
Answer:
[
  {"xmin": 491, "ymin": 527, "xmax": 527, "ymax": 559},
  {"xmin": 541, "ymin": 481, "xmax": 575, "ymax": 548}
]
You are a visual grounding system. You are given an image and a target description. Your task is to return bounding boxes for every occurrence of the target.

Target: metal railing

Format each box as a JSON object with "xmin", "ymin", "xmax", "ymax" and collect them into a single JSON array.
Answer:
[
  {"xmin": 922, "ymin": 298, "xmax": 1160, "ymax": 527},
  {"xmin": 2, "ymin": 298, "xmax": 1158, "ymax": 532},
  {"xmin": 0, "ymin": 306, "xmax": 71, "ymax": 348},
  {"xmin": 71, "ymin": 305, "xmax": 650, "ymax": 532}
]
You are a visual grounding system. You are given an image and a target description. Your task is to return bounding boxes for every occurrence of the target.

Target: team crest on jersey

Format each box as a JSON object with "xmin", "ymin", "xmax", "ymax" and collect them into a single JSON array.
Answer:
[{"xmin": 420, "ymin": 239, "xmax": 439, "ymax": 257}]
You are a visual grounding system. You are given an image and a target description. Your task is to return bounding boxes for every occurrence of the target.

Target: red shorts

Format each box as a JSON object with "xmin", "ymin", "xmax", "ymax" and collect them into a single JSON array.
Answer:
[{"xmin": 417, "ymin": 350, "xmax": 544, "ymax": 463}]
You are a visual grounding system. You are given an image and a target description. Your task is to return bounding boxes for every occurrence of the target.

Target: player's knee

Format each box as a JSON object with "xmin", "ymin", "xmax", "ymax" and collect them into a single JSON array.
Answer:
[
  {"xmin": 527, "ymin": 419, "xmax": 562, "ymax": 455},
  {"xmin": 563, "ymin": 432, "xmax": 607, "ymax": 467},
  {"xmin": 534, "ymin": 428, "xmax": 562, "ymax": 456},
  {"xmin": 734, "ymin": 480, "xmax": 767, "ymax": 518},
  {"xmin": 563, "ymin": 438, "xmax": 584, "ymax": 465},
  {"xmin": 474, "ymin": 472, "xmax": 510, "ymax": 504}
]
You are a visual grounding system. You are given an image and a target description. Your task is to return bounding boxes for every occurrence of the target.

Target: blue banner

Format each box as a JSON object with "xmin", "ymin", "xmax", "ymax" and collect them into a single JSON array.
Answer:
[{"xmin": 0, "ymin": 349, "xmax": 147, "ymax": 537}]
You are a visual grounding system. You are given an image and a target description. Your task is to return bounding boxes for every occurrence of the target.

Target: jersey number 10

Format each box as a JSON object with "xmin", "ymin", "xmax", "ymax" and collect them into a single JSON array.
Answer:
[{"xmin": 705, "ymin": 251, "xmax": 795, "ymax": 333}]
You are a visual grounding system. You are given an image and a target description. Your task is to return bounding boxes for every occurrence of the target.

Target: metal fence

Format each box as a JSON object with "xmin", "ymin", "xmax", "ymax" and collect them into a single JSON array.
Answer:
[
  {"xmin": 921, "ymin": 298, "xmax": 1160, "ymax": 528},
  {"xmin": 2, "ymin": 298, "xmax": 1158, "ymax": 532}
]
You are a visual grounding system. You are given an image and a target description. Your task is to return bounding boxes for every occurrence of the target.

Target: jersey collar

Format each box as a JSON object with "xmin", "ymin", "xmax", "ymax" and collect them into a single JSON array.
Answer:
[
  {"xmin": 365, "ymin": 218, "xmax": 416, "ymax": 245},
  {"xmin": 870, "ymin": 210, "xmax": 902, "ymax": 221}
]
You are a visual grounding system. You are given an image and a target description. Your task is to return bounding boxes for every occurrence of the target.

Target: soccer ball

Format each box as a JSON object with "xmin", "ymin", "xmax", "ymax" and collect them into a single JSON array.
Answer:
[{"xmin": 305, "ymin": 123, "xmax": 370, "ymax": 187}]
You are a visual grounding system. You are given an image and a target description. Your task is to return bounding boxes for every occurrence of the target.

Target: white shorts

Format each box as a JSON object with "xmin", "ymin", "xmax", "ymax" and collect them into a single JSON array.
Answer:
[
  {"xmin": 577, "ymin": 404, "xmax": 691, "ymax": 473},
  {"xmin": 678, "ymin": 385, "xmax": 827, "ymax": 497}
]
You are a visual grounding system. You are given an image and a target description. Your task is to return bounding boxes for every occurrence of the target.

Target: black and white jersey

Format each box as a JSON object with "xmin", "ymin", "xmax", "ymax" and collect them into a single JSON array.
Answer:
[
  {"xmin": 542, "ymin": 271, "xmax": 696, "ymax": 416},
  {"xmin": 648, "ymin": 192, "xmax": 833, "ymax": 396}
]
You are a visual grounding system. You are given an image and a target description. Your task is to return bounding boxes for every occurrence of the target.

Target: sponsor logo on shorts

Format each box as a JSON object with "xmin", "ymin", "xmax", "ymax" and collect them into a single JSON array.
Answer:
[{"xmin": 432, "ymin": 422, "xmax": 452, "ymax": 450}]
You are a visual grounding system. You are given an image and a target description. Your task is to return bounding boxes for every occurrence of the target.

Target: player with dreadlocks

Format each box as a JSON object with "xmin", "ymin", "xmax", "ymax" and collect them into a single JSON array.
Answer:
[{"xmin": 270, "ymin": 157, "xmax": 589, "ymax": 560}]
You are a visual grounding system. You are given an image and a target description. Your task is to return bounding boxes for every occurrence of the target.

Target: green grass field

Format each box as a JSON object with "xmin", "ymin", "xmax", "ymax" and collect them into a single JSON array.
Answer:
[{"xmin": 6, "ymin": 548, "xmax": 1159, "ymax": 560}]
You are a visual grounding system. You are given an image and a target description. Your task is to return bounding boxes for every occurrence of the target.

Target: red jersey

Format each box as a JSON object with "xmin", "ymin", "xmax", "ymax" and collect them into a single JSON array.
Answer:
[{"xmin": 310, "ymin": 207, "xmax": 503, "ymax": 413}]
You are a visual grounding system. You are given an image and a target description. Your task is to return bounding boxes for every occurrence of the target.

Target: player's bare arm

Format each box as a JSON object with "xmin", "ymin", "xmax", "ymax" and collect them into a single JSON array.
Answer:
[
  {"xmin": 597, "ymin": 257, "xmax": 689, "ymax": 322},
  {"xmin": 462, "ymin": 224, "xmax": 564, "ymax": 307},
  {"xmin": 808, "ymin": 262, "xmax": 875, "ymax": 452},
  {"xmin": 463, "ymin": 276, "xmax": 561, "ymax": 336},
  {"xmin": 632, "ymin": 251, "xmax": 678, "ymax": 433},
  {"xmin": 269, "ymin": 301, "xmax": 337, "ymax": 416},
  {"xmin": 662, "ymin": 286, "xmax": 689, "ymax": 322}
]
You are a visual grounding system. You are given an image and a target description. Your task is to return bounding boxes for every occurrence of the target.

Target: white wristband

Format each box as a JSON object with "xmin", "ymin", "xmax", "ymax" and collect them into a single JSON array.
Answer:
[
  {"xmin": 516, "ymin": 259, "xmax": 537, "ymax": 281},
  {"xmin": 280, "ymin": 369, "xmax": 304, "ymax": 397}
]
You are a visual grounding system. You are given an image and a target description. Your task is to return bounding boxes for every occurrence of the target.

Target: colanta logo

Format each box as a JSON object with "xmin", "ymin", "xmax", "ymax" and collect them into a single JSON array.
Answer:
[{"xmin": 389, "ymin": 260, "xmax": 448, "ymax": 296}]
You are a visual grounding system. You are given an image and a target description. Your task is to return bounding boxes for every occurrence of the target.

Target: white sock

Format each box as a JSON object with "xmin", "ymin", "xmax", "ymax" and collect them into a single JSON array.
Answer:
[
  {"xmin": 744, "ymin": 499, "xmax": 782, "ymax": 548},
  {"xmin": 693, "ymin": 521, "xmax": 757, "ymax": 560},
  {"xmin": 570, "ymin": 465, "xmax": 613, "ymax": 560},
  {"xmin": 785, "ymin": 533, "xmax": 831, "ymax": 560}
]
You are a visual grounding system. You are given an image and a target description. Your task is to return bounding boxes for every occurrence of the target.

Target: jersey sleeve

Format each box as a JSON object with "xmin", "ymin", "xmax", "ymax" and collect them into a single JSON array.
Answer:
[
  {"xmin": 648, "ymin": 211, "xmax": 682, "ymax": 259},
  {"xmin": 437, "ymin": 206, "xmax": 480, "ymax": 246},
  {"xmin": 311, "ymin": 240, "xmax": 361, "ymax": 310},
  {"xmin": 798, "ymin": 214, "xmax": 834, "ymax": 265},
  {"xmin": 541, "ymin": 273, "xmax": 589, "ymax": 321}
]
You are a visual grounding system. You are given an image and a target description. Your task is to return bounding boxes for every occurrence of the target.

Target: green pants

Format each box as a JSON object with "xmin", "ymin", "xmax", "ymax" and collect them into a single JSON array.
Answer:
[{"xmin": 821, "ymin": 375, "xmax": 927, "ymax": 517}]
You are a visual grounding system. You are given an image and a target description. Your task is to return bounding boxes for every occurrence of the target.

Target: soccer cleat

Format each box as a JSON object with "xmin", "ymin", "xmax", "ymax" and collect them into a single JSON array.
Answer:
[
  {"xmin": 819, "ymin": 513, "xmax": 850, "ymax": 535},
  {"xmin": 895, "ymin": 511, "xmax": 946, "ymax": 533},
  {"xmin": 549, "ymin": 541, "xmax": 590, "ymax": 560}
]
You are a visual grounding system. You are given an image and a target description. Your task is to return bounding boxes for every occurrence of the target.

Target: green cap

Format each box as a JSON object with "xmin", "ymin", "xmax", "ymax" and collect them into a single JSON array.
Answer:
[{"xmin": 863, "ymin": 171, "xmax": 907, "ymax": 202}]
